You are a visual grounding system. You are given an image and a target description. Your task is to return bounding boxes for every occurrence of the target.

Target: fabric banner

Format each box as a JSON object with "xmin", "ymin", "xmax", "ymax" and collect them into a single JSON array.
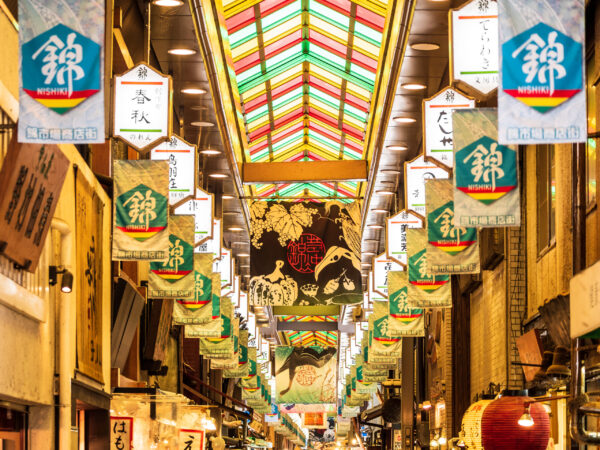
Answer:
[
  {"xmin": 75, "ymin": 173, "xmax": 103, "ymax": 382},
  {"xmin": 184, "ymin": 273, "xmax": 222, "ymax": 338},
  {"xmin": 356, "ymin": 356, "xmax": 388, "ymax": 383},
  {"xmin": 426, "ymin": 179, "xmax": 480, "ymax": 274},
  {"xmin": 199, "ymin": 301, "xmax": 234, "ymax": 357},
  {"xmin": 249, "ymin": 201, "xmax": 362, "ymax": 306},
  {"xmin": 406, "ymin": 229, "xmax": 451, "ymax": 308},
  {"xmin": 224, "ymin": 330, "xmax": 249, "ymax": 378},
  {"xmin": 172, "ymin": 254, "xmax": 214, "ymax": 324},
  {"xmin": 362, "ymin": 336, "xmax": 396, "ymax": 369},
  {"xmin": 18, "ymin": 0, "xmax": 104, "ymax": 144},
  {"xmin": 239, "ymin": 348, "xmax": 258, "ymax": 388},
  {"xmin": 275, "ymin": 346, "xmax": 337, "ymax": 404},
  {"xmin": 454, "ymin": 108, "xmax": 520, "ymax": 227},
  {"xmin": 498, "ymin": 0, "xmax": 585, "ymax": 144},
  {"xmin": 278, "ymin": 404, "xmax": 337, "ymax": 414},
  {"xmin": 388, "ymin": 271, "xmax": 425, "ymax": 337},
  {"xmin": 353, "ymin": 366, "xmax": 377, "ymax": 394},
  {"xmin": 113, "ymin": 160, "xmax": 170, "ymax": 261},
  {"xmin": 368, "ymin": 301, "xmax": 402, "ymax": 359},
  {"xmin": 149, "ymin": 215, "xmax": 195, "ymax": 299},
  {"xmin": 210, "ymin": 319, "xmax": 240, "ymax": 367}
]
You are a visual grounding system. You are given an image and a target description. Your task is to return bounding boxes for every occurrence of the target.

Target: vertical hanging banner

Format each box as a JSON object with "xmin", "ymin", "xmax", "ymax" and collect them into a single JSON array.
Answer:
[
  {"xmin": 150, "ymin": 135, "xmax": 196, "ymax": 205},
  {"xmin": 184, "ymin": 272, "xmax": 222, "ymax": 338},
  {"xmin": 404, "ymin": 155, "xmax": 450, "ymax": 217},
  {"xmin": 174, "ymin": 187, "xmax": 214, "ymax": 248},
  {"xmin": 368, "ymin": 301, "xmax": 402, "ymax": 360},
  {"xmin": 275, "ymin": 346, "xmax": 337, "ymax": 404},
  {"xmin": 199, "ymin": 301, "xmax": 234, "ymax": 357},
  {"xmin": 224, "ymin": 330, "xmax": 250, "ymax": 378},
  {"xmin": 75, "ymin": 173, "xmax": 104, "ymax": 382},
  {"xmin": 406, "ymin": 229, "xmax": 451, "ymax": 308},
  {"xmin": 498, "ymin": 0, "xmax": 585, "ymax": 144},
  {"xmin": 454, "ymin": 108, "xmax": 520, "ymax": 226},
  {"xmin": 172, "ymin": 253, "xmax": 213, "ymax": 324},
  {"xmin": 423, "ymin": 87, "xmax": 475, "ymax": 168},
  {"xmin": 239, "ymin": 347, "xmax": 258, "ymax": 389},
  {"xmin": 371, "ymin": 252, "xmax": 403, "ymax": 298},
  {"xmin": 0, "ymin": 140, "xmax": 69, "ymax": 271},
  {"xmin": 113, "ymin": 160, "xmax": 170, "ymax": 261},
  {"xmin": 19, "ymin": 0, "xmax": 104, "ymax": 144},
  {"xmin": 386, "ymin": 209, "xmax": 424, "ymax": 267},
  {"xmin": 113, "ymin": 63, "xmax": 172, "ymax": 152},
  {"xmin": 426, "ymin": 179, "xmax": 480, "ymax": 274},
  {"xmin": 450, "ymin": 0, "xmax": 499, "ymax": 97},
  {"xmin": 249, "ymin": 201, "xmax": 362, "ymax": 306},
  {"xmin": 387, "ymin": 271, "xmax": 424, "ymax": 337},
  {"xmin": 149, "ymin": 215, "xmax": 195, "ymax": 298}
]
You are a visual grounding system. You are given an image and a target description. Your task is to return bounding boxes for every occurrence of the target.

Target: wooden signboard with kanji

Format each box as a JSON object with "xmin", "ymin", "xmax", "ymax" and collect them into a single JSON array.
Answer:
[{"xmin": 0, "ymin": 134, "xmax": 69, "ymax": 271}]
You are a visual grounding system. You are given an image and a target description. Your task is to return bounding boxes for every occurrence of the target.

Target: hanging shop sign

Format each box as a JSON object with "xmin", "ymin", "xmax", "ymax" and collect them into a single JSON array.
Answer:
[
  {"xmin": 178, "ymin": 429, "xmax": 205, "ymax": 450},
  {"xmin": 423, "ymin": 87, "xmax": 475, "ymax": 169},
  {"xmin": 113, "ymin": 63, "xmax": 172, "ymax": 152},
  {"xmin": 110, "ymin": 417, "xmax": 133, "ymax": 450},
  {"xmin": 197, "ymin": 218, "xmax": 221, "ymax": 260},
  {"xmin": 368, "ymin": 271, "xmax": 386, "ymax": 304},
  {"xmin": 75, "ymin": 173, "xmax": 104, "ymax": 382},
  {"xmin": 426, "ymin": 179, "xmax": 480, "ymax": 274},
  {"xmin": 113, "ymin": 160, "xmax": 170, "ymax": 261},
  {"xmin": 386, "ymin": 209, "xmax": 424, "ymax": 267},
  {"xmin": 275, "ymin": 346, "xmax": 337, "ymax": 404},
  {"xmin": 213, "ymin": 247, "xmax": 233, "ymax": 294},
  {"xmin": 453, "ymin": 108, "xmax": 520, "ymax": 227},
  {"xmin": 199, "ymin": 301, "xmax": 234, "ymax": 357},
  {"xmin": 207, "ymin": 317, "xmax": 239, "ymax": 364},
  {"xmin": 224, "ymin": 330, "xmax": 249, "ymax": 378},
  {"xmin": 302, "ymin": 412, "xmax": 327, "ymax": 429},
  {"xmin": 174, "ymin": 187, "xmax": 214, "ymax": 248},
  {"xmin": 149, "ymin": 215, "xmax": 195, "ymax": 298},
  {"xmin": 249, "ymin": 201, "xmax": 362, "ymax": 306},
  {"xmin": 404, "ymin": 154, "xmax": 450, "ymax": 217},
  {"xmin": 184, "ymin": 273, "xmax": 222, "ymax": 338},
  {"xmin": 19, "ymin": 0, "xmax": 104, "ymax": 144},
  {"xmin": 406, "ymin": 228, "xmax": 451, "ymax": 308},
  {"xmin": 570, "ymin": 260, "xmax": 600, "ymax": 338},
  {"xmin": 371, "ymin": 252, "xmax": 403, "ymax": 298},
  {"xmin": 172, "ymin": 253, "xmax": 214, "ymax": 325},
  {"xmin": 369, "ymin": 301, "xmax": 402, "ymax": 360},
  {"xmin": 150, "ymin": 135, "xmax": 196, "ymax": 205},
  {"xmin": 498, "ymin": 0, "xmax": 585, "ymax": 144},
  {"xmin": 239, "ymin": 348, "xmax": 258, "ymax": 389},
  {"xmin": 0, "ymin": 140, "xmax": 69, "ymax": 271},
  {"xmin": 388, "ymin": 271, "xmax": 425, "ymax": 337},
  {"xmin": 450, "ymin": 0, "xmax": 498, "ymax": 97}
]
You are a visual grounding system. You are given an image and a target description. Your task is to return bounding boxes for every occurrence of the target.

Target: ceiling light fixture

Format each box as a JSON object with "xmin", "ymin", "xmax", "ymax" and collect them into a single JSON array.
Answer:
[
  {"xmin": 208, "ymin": 173, "xmax": 227, "ymax": 179},
  {"xmin": 153, "ymin": 0, "xmax": 184, "ymax": 5},
  {"xmin": 190, "ymin": 121, "xmax": 214, "ymax": 127},
  {"xmin": 181, "ymin": 87, "xmax": 206, "ymax": 95},
  {"xmin": 376, "ymin": 190, "xmax": 395, "ymax": 196},
  {"xmin": 393, "ymin": 116, "xmax": 417, "ymax": 124},
  {"xmin": 237, "ymin": 253, "xmax": 250, "ymax": 257},
  {"xmin": 371, "ymin": 209, "xmax": 388, "ymax": 213},
  {"xmin": 200, "ymin": 149, "xmax": 221, "ymax": 155},
  {"xmin": 222, "ymin": 194, "xmax": 235, "ymax": 200},
  {"xmin": 228, "ymin": 227, "xmax": 244, "ymax": 232},
  {"xmin": 362, "ymin": 251, "xmax": 376, "ymax": 256},
  {"xmin": 387, "ymin": 144, "xmax": 408, "ymax": 151},
  {"xmin": 381, "ymin": 169, "xmax": 401, "ymax": 175},
  {"xmin": 367, "ymin": 224, "xmax": 384, "ymax": 229},
  {"xmin": 401, "ymin": 83, "xmax": 427, "ymax": 90},
  {"xmin": 410, "ymin": 42, "xmax": 440, "ymax": 51},
  {"xmin": 168, "ymin": 48, "xmax": 196, "ymax": 56}
]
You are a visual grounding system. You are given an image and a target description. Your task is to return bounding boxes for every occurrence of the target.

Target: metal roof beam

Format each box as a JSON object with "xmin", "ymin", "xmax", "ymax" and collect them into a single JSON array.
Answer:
[{"xmin": 242, "ymin": 160, "xmax": 367, "ymax": 184}]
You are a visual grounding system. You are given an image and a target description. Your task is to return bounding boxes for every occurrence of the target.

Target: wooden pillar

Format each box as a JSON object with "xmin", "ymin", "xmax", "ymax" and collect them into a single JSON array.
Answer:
[{"xmin": 401, "ymin": 338, "xmax": 415, "ymax": 449}]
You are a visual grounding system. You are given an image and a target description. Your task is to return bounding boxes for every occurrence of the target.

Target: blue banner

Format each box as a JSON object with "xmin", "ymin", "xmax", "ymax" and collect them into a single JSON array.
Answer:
[
  {"xmin": 19, "ymin": 0, "xmax": 104, "ymax": 143},
  {"xmin": 498, "ymin": 0, "xmax": 585, "ymax": 144}
]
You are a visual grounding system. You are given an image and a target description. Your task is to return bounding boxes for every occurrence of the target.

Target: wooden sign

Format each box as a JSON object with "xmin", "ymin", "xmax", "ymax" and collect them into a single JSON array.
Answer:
[
  {"xmin": 0, "ymin": 135, "xmax": 69, "ymax": 271},
  {"xmin": 110, "ymin": 417, "xmax": 133, "ymax": 450},
  {"xmin": 515, "ymin": 329, "xmax": 544, "ymax": 382}
]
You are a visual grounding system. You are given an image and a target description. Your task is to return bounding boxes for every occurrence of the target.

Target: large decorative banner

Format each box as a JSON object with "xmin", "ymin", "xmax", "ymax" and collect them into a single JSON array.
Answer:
[
  {"xmin": 149, "ymin": 215, "xmax": 195, "ymax": 299},
  {"xmin": 19, "ymin": 0, "xmax": 104, "ymax": 144},
  {"xmin": 174, "ymin": 188, "xmax": 214, "ymax": 248},
  {"xmin": 362, "ymin": 336, "xmax": 395, "ymax": 370},
  {"xmin": 406, "ymin": 229, "xmax": 451, "ymax": 308},
  {"xmin": 75, "ymin": 173, "xmax": 104, "ymax": 382},
  {"xmin": 150, "ymin": 135, "xmax": 196, "ymax": 205},
  {"xmin": 386, "ymin": 209, "xmax": 423, "ymax": 267},
  {"xmin": 239, "ymin": 348, "xmax": 258, "ymax": 389},
  {"xmin": 388, "ymin": 271, "xmax": 424, "ymax": 337},
  {"xmin": 275, "ymin": 346, "xmax": 337, "ymax": 404},
  {"xmin": 454, "ymin": 108, "xmax": 520, "ymax": 227},
  {"xmin": 498, "ymin": 0, "xmax": 585, "ymax": 144},
  {"xmin": 210, "ymin": 318, "xmax": 240, "ymax": 367},
  {"xmin": 404, "ymin": 154, "xmax": 450, "ymax": 217},
  {"xmin": 250, "ymin": 201, "xmax": 362, "ymax": 306},
  {"xmin": 0, "ymin": 140, "xmax": 69, "ymax": 271},
  {"xmin": 371, "ymin": 252, "xmax": 403, "ymax": 298},
  {"xmin": 172, "ymin": 254, "xmax": 214, "ymax": 324},
  {"xmin": 450, "ymin": 0, "xmax": 499, "ymax": 97},
  {"xmin": 224, "ymin": 330, "xmax": 249, "ymax": 378},
  {"xmin": 356, "ymin": 356, "xmax": 388, "ymax": 383},
  {"xmin": 113, "ymin": 160, "xmax": 170, "ymax": 260},
  {"xmin": 279, "ymin": 404, "xmax": 337, "ymax": 415},
  {"xmin": 199, "ymin": 302, "xmax": 234, "ymax": 357},
  {"xmin": 184, "ymin": 273, "xmax": 222, "ymax": 338},
  {"xmin": 368, "ymin": 301, "xmax": 402, "ymax": 360},
  {"xmin": 426, "ymin": 179, "xmax": 480, "ymax": 274},
  {"xmin": 423, "ymin": 87, "xmax": 475, "ymax": 168}
]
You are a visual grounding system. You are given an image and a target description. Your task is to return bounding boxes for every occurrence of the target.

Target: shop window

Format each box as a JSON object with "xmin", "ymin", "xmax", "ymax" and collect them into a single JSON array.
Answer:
[
  {"xmin": 536, "ymin": 145, "xmax": 556, "ymax": 255},
  {"xmin": 0, "ymin": 407, "xmax": 25, "ymax": 450}
]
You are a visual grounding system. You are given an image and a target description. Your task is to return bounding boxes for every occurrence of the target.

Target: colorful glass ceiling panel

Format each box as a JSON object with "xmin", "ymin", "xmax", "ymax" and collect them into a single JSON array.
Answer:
[
  {"xmin": 282, "ymin": 330, "xmax": 339, "ymax": 347},
  {"xmin": 221, "ymin": 0, "xmax": 389, "ymax": 200},
  {"xmin": 279, "ymin": 315, "xmax": 338, "ymax": 322}
]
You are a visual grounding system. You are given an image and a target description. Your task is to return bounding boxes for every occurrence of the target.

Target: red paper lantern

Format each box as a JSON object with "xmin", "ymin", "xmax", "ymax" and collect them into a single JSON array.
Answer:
[{"xmin": 481, "ymin": 390, "xmax": 550, "ymax": 450}]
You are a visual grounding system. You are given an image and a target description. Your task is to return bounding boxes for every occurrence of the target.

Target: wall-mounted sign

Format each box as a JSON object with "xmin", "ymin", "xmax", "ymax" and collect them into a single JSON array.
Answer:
[
  {"xmin": 113, "ymin": 63, "xmax": 172, "ymax": 152},
  {"xmin": 197, "ymin": 218, "xmax": 221, "ymax": 260},
  {"xmin": 19, "ymin": 0, "xmax": 105, "ymax": 144},
  {"xmin": 150, "ymin": 135, "xmax": 196, "ymax": 205},
  {"xmin": 404, "ymin": 154, "xmax": 449, "ymax": 217},
  {"xmin": 371, "ymin": 252, "xmax": 403, "ymax": 298},
  {"xmin": 450, "ymin": 0, "xmax": 498, "ymax": 97},
  {"xmin": 386, "ymin": 209, "xmax": 424, "ymax": 267},
  {"xmin": 498, "ymin": 0, "xmax": 585, "ymax": 144},
  {"xmin": 178, "ymin": 429, "xmax": 205, "ymax": 450},
  {"xmin": 175, "ymin": 187, "xmax": 214, "ymax": 248},
  {"xmin": 0, "ymin": 140, "xmax": 69, "ymax": 271},
  {"xmin": 214, "ymin": 247, "xmax": 233, "ymax": 294},
  {"xmin": 110, "ymin": 417, "xmax": 133, "ymax": 450},
  {"xmin": 423, "ymin": 87, "xmax": 475, "ymax": 169},
  {"xmin": 570, "ymin": 260, "xmax": 600, "ymax": 339}
]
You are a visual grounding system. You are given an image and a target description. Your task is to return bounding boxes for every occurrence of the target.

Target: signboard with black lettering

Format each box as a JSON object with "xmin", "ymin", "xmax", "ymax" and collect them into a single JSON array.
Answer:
[{"xmin": 0, "ymin": 136, "xmax": 69, "ymax": 271}]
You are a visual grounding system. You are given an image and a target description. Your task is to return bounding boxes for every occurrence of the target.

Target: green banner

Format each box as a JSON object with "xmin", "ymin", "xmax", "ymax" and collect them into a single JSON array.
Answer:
[
  {"xmin": 199, "ymin": 301, "xmax": 234, "ymax": 357},
  {"xmin": 239, "ymin": 348, "xmax": 259, "ymax": 388},
  {"xmin": 149, "ymin": 215, "xmax": 195, "ymax": 298},
  {"xmin": 388, "ymin": 271, "xmax": 425, "ymax": 337},
  {"xmin": 224, "ymin": 330, "xmax": 250, "ymax": 378},
  {"xmin": 355, "ymin": 355, "xmax": 388, "ymax": 383},
  {"xmin": 362, "ymin": 335, "xmax": 396, "ymax": 369},
  {"xmin": 368, "ymin": 301, "xmax": 401, "ymax": 360},
  {"xmin": 172, "ymin": 253, "xmax": 214, "ymax": 324},
  {"xmin": 210, "ymin": 319, "xmax": 240, "ymax": 369},
  {"xmin": 426, "ymin": 179, "xmax": 480, "ymax": 274},
  {"xmin": 183, "ymin": 272, "xmax": 222, "ymax": 337},
  {"xmin": 113, "ymin": 160, "xmax": 170, "ymax": 261},
  {"xmin": 406, "ymin": 229, "xmax": 451, "ymax": 308}
]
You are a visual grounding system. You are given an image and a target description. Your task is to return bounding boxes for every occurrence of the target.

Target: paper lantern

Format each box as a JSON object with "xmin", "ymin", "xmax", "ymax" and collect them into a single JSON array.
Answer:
[
  {"xmin": 481, "ymin": 390, "xmax": 550, "ymax": 450},
  {"xmin": 461, "ymin": 399, "xmax": 493, "ymax": 450}
]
